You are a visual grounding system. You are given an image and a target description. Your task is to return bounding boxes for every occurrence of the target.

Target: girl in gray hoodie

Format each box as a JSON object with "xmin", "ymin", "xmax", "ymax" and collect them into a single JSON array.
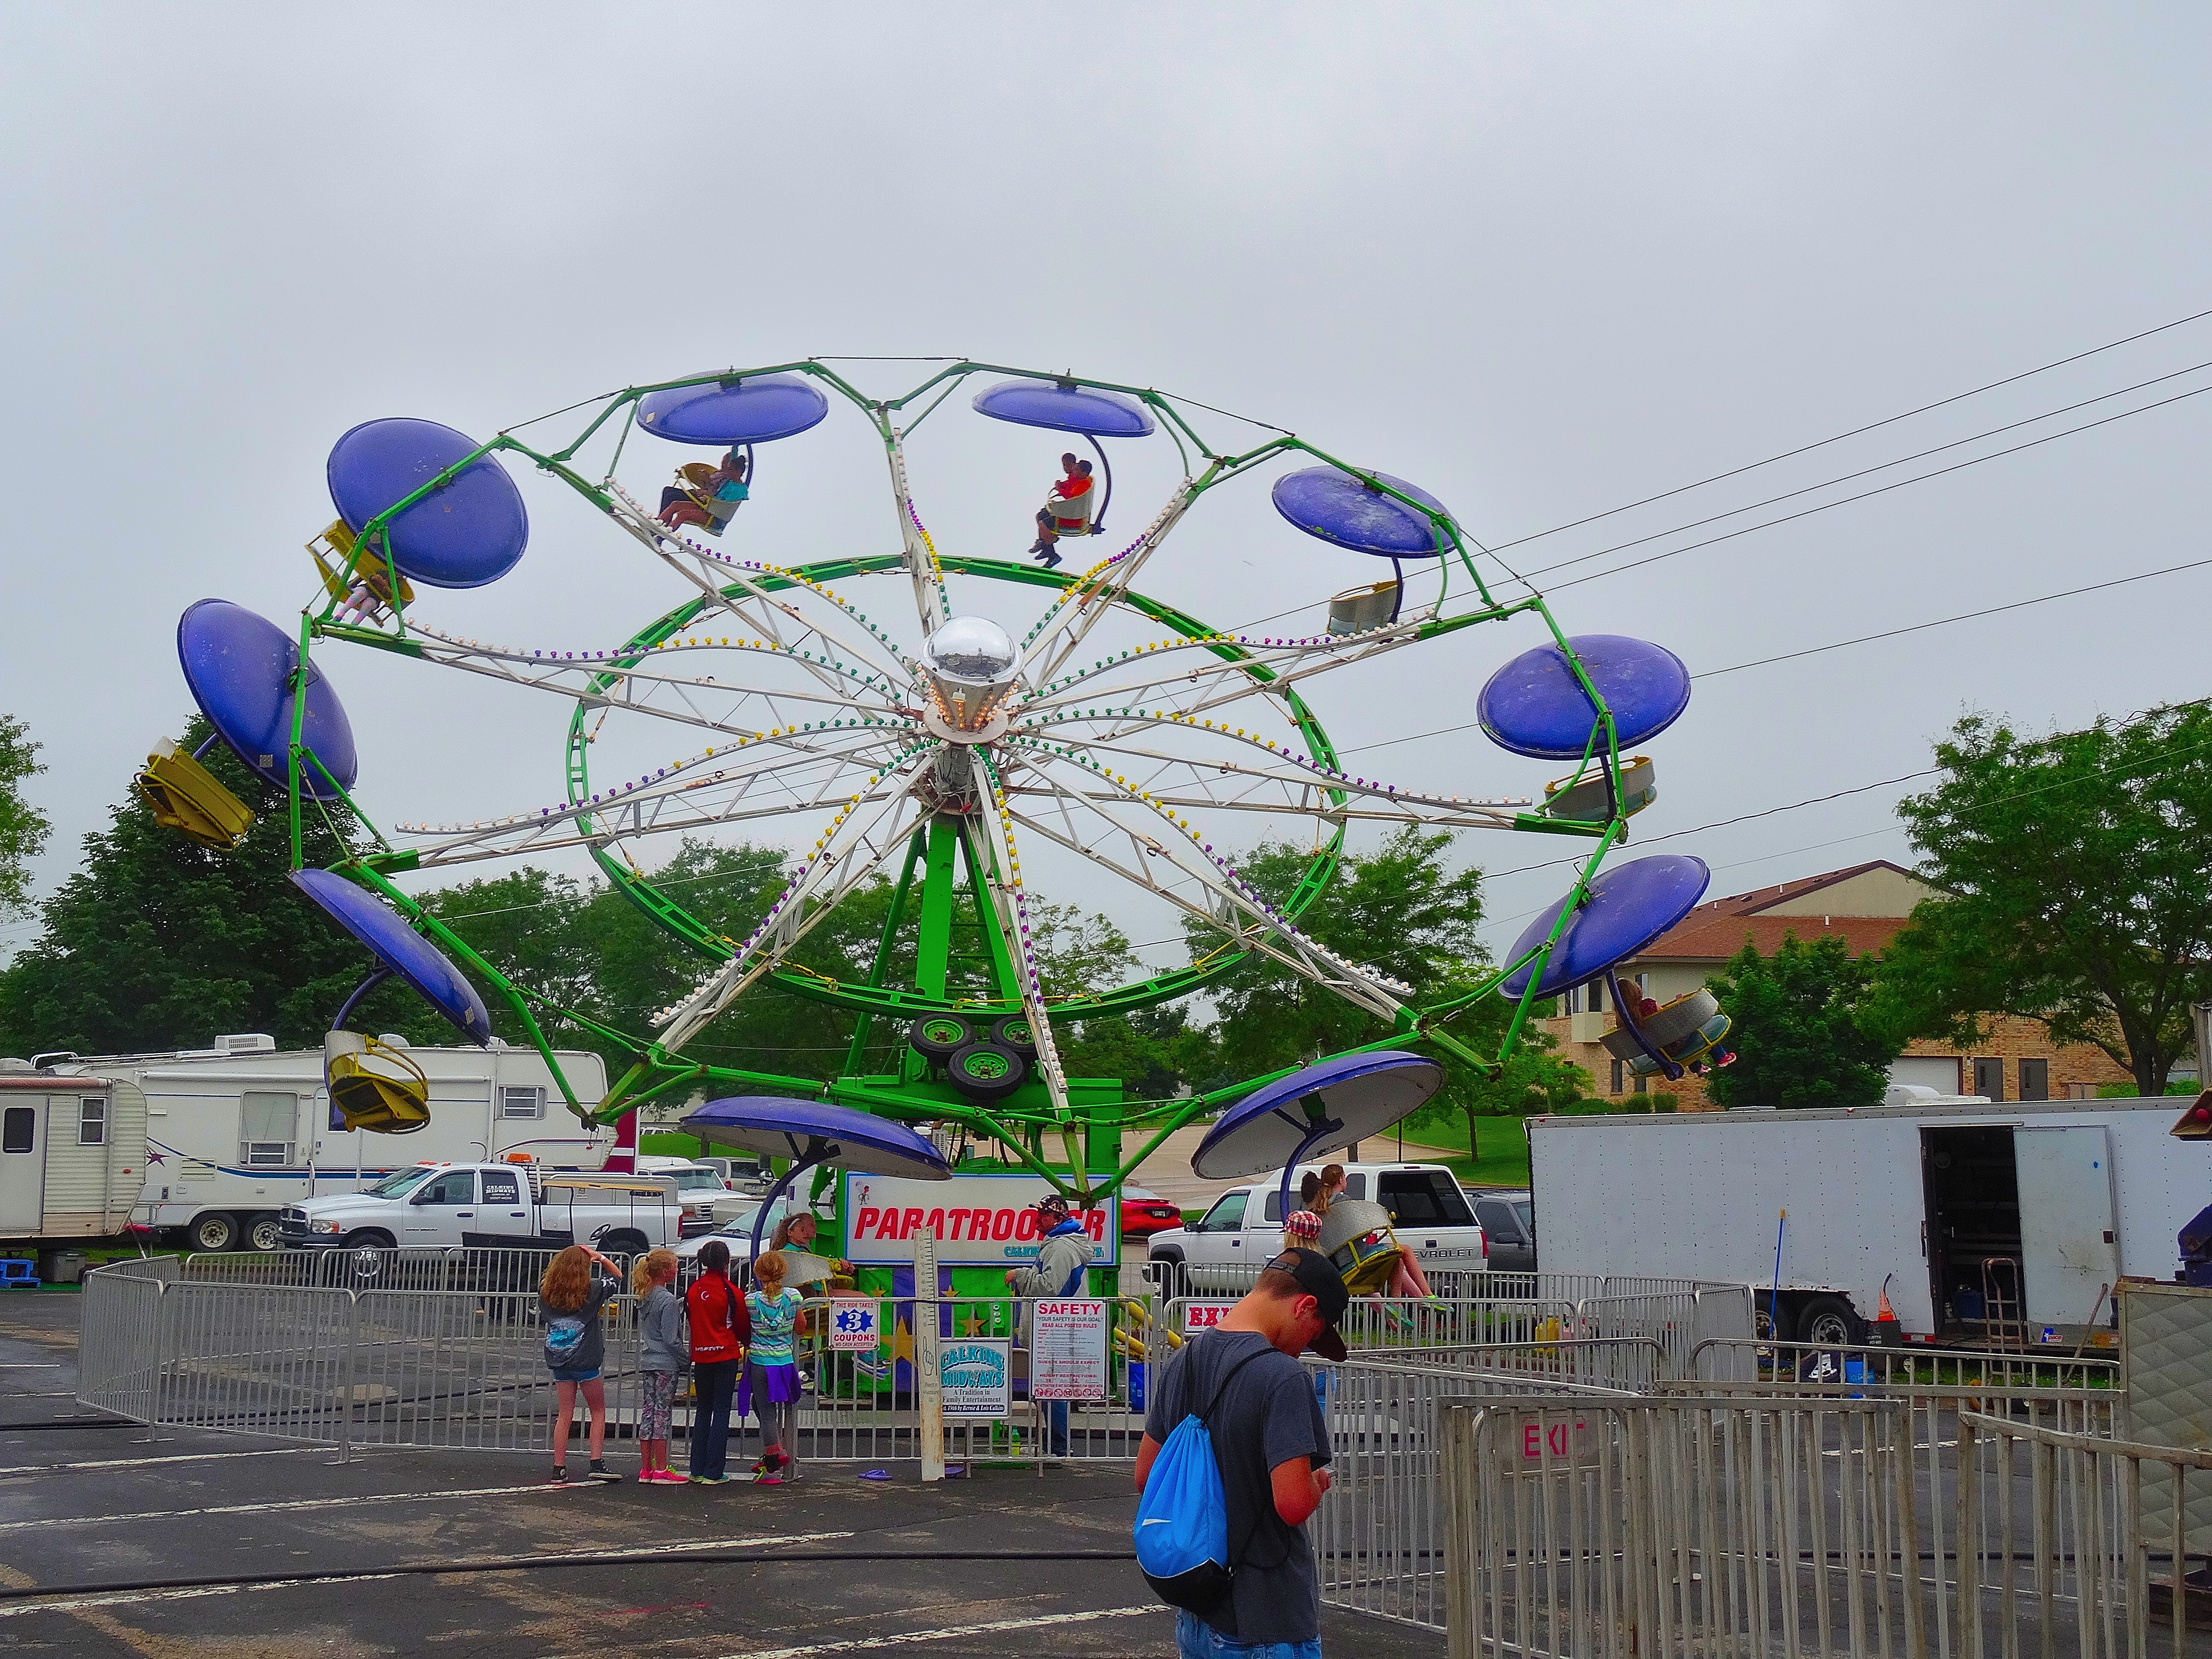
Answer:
[{"xmin": 632, "ymin": 1249, "xmax": 688, "ymax": 1484}]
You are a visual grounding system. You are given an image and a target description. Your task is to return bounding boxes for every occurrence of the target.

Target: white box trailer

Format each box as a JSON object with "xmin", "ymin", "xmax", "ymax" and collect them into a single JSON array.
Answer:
[
  {"xmin": 6, "ymin": 1034, "xmax": 613, "ymax": 1253},
  {"xmin": 1530, "ymin": 1094, "xmax": 2209, "ymax": 1345}
]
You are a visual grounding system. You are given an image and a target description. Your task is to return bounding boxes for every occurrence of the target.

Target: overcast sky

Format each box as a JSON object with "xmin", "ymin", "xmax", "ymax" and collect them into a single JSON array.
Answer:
[{"xmin": 4, "ymin": 5, "xmax": 2209, "ymax": 987}]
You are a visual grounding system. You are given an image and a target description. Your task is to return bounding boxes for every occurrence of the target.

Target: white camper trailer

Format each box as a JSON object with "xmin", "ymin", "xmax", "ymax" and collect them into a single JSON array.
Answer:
[
  {"xmin": 0, "ymin": 1062, "xmax": 146, "ymax": 1249},
  {"xmin": 10, "ymin": 1034, "xmax": 613, "ymax": 1252}
]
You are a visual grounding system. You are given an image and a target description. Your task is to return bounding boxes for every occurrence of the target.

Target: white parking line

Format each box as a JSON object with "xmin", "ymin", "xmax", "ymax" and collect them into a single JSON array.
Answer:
[
  {"xmin": 0, "ymin": 1482, "xmax": 552, "ymax": 1534},
  {"xmin": 0, "ymin": 1447, "xmax": 321, "ymax": 1477},
  {"xmin": 0, "ymin": 1531, "xmax": 855, "ymax": 1621},
  {"xmin": 732, "ymin": 1605, "xmax": 1170, "ymax": 1657}
]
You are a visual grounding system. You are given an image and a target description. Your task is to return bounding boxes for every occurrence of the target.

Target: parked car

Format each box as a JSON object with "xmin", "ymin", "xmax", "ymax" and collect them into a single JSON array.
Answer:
[
  {"xmin": 280, "ymin": 1162, "xmax": 680, "ymax": 1255},
  {"xmin": 1119, "ymin": 1185, "xmax": 1184, "ymax": 1239},
  {"xmin": 690, "ymin": 1154, "xmax": 775, "ymax": 1196},
  {"xmin": 1469, "ymin": 1188, "xmax": 1536, "ymax": 1274},
  {"xmin": 1146, "ymin": 1162, "xmax": 1487, "ymax": 1293},
  {"xmin": 634, "ymin": 1158, "xmax": 728, "ymax": 1236},
  {"xmin": 673, "ymin": 1197, "xmax": 834, "ymax": 1263}
]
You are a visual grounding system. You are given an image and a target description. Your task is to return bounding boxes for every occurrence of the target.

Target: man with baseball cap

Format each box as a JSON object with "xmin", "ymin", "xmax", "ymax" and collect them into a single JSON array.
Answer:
[
  {"xmin": 1134, "ymin": 1248, "xmax": 1348, "ymax": 1656},
  {"xmin": 1006, "ymin": 1192, "xmax": 1095, "ymax": 1457}
]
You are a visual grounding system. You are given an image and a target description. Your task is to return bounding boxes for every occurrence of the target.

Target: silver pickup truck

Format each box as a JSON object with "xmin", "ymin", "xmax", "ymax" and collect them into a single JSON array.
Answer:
[
  {"xmin": 279, "ymin": 1161, "xmax": 681, "ymax": 1256},
  {"xmin": 1146, "ymin": 1161, "xmax": 1488, "ymax": 1293}
]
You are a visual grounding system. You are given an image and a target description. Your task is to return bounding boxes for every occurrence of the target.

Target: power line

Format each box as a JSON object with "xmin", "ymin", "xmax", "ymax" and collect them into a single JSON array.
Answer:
[
  {"xmin": 1521, "ymin": 359, "xmax": 2212, "ymax": 582},
  {"xmin": 1695, "ymin": 555, "xmax": 2212, "ymax": 679},
  {"xmin": 1545, "ymin": 381, "xmax": 2212, "ymax": 594},
  {"xmin": 1485, "ymin": 303, "xmax": 2212, "ymax": 555}
]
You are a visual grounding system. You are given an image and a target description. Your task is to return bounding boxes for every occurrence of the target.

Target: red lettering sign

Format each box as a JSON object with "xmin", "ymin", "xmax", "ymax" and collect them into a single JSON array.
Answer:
[
  {"xmin": 856, "ymin": 1207, "xmax": 879, "ymax": 1239},
  {"xmin": 991, "ymin": 1209, "xmax": 1015, "ymax": 1241},
  {"xmin": 900, "ymin": 1207, "xmax": 923, "ymax": 1240}
]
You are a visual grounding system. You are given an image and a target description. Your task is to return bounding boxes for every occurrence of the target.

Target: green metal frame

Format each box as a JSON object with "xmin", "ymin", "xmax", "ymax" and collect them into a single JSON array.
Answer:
[{"xmin": 267, "ymin": 357, "xmax": 1644, "ymax": 1198}]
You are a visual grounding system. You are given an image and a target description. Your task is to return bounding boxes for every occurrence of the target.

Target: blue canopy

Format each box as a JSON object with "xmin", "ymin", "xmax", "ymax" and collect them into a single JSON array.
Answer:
[
  {"xmin": 637, "ymin": 373, "xmax": 830, "ymax": 445},
  {"xmin": 1271, "ymin": 466, "xmax": 1452, "ymax": 559},
  {"xmin": 177, "ymin": 599, "xmax": 358, "ymax": 798},
  {"xmin": 971, "ymin": 379, "xmax": 1155, "ymax": 439},
  {"xmin": 1478, "ymin": 634, "xmax": 1691, "ymax": 760},
  {"xmin": 291, "ymin": 869, "xmax": 492, "ymax": 1045},
  {"xmin": 1497, "ymin": 855, "xmax": 1711, "ymax": 1001},
  {"xmin": 681, "ymin": 1097, "xmax": 952, "ymax": 1182},
  {"xmin": 1193, "ymin": 1051, "xmax": 1444, "ymax": 1182},
  {"xmin": 326, "ymin": 418, "xmax": 529, "ymax": 589}
]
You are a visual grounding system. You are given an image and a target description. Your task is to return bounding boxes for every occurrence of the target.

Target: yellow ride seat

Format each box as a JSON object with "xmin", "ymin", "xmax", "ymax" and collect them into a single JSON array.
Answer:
[
  {"xmin": 137, "ymin": 740, "xmax": 255, "ymax": 850},
  {"xmin": 309, "ymin": 520, "xmax": 415, "ymax": 611},
  {"xmin": 1316, "ymin": 1198, "xmax": 1403, "ymax": 1296},
  {"xmin": 324, "ymin": 1030, "xmax": 432, "ymax": 1134}
]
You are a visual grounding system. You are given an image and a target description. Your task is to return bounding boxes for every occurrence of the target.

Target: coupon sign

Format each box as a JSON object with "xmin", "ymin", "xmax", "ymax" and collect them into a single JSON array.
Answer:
[{"xmin": 828, "ymin": 1298, "xmax": 880, "ymax": 1351}]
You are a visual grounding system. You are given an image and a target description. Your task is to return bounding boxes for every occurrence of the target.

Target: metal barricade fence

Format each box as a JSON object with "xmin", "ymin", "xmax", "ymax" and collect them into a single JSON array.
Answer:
[
  {"xmin": 1316, "ymin": 1353, "xmax": 1648, "ymax": 1632},
  {"xmin": 178, "ymin": 1245, "xmax": 624, "ymax": 1295},
  {"xmin": 1439, "ymin": 1391, "xmax": 2183, "ymax": 1659},
  {"xmin": 76, "ymin": 1260, "xmax": 172, "ymax": 1423}
]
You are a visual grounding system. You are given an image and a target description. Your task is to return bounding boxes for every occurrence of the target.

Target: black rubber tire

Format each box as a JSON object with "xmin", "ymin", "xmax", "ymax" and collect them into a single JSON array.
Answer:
[
  {"xmin": 907, "ymin": 1013, "xmax": 975, "ymax": 1065},
  {"xmin": 245, "ymin": 1212, "xmax": 282, "ymax": 1253},
  {"xmin": 1796, "ymin": 1294, "xmax": 1861, "ymax": 1348},
  {"xmin": 945, "ymin": 1040, "xmax": 1027, "ymax": 1102},
  {"xmin": 341, "ymin": 1232, "xmax": 395, "ymax": 1282},
  {"xmin": 190, "ymin": 1212, "xmax": 237, "ymax": 1253},
  {"xmin": 990, "ymin": 1015, "xmax": 1039, "ymax": 1058}
]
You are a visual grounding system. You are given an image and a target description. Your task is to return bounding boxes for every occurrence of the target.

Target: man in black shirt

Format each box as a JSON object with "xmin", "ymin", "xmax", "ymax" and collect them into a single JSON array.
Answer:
[{"xmin": 1135, "ymin": 1249, "xmax": 1349, "ymax": 1657}]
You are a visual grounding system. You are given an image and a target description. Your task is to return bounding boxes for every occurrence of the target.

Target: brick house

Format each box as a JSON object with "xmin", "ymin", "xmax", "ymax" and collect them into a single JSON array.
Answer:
[{"xmin": 1535, "ymin": 859, "xmax": 2134, "ymax": 1111}]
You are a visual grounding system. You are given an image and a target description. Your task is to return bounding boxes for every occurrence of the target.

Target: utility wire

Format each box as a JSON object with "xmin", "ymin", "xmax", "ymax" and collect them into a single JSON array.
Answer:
[
  {"xmin": 1544, "ymin": 382, "xmax": 2212, "ymax": 594},
  {"xmin": 1522, "ymin": 360, "xmax": 2212, "ymax": 581},
  {"xmin": 1485, "ymin": 303, "xmax": 2212, "ymax": 554},
  {"xmin": 1695, "ymin": 556, "xmax": 2212, "ymax": 679}
]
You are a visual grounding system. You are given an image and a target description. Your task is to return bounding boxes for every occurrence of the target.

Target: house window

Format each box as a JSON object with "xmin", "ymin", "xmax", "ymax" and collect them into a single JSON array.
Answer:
[
  {"xmin": 1633, "ymin": 1073, "xmax": 1648, "ymax": 1095},
  {"xmin": 1589, "ymin": 978, "xmax": 1606, "ymax": 1014},
  {"xmin": 239, "ymin": 1091, "xmax": 297, "ymax": 1167},
  {"xmin": 2019, "ymin": 1059, "xmax": 2049, "ymax": 1103},
  {"xmin": 78, "ymin": 1097, "xmax": 105, "ymax": 1146},
  {"xmin": 1563, "ymin": 985, "xmax": 1580, "ymax": 1016},
  {"xmin": 1610, "ymin": 1059, "xmax": 1624, "ymax": 1095},
  {"xmin": 498, "ymin": 1086, "xmax": 545, "ymax": 1120},
  {"xmin": 1, "ymin": 1108, "xmax": 33, "ymax": 1154}
]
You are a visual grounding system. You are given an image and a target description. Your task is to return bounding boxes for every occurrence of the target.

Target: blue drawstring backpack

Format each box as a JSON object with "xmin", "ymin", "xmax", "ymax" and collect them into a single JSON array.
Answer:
[{"xmin": 1134, "ymin": 1346, "xmax": 1270, "ymax": 1611}]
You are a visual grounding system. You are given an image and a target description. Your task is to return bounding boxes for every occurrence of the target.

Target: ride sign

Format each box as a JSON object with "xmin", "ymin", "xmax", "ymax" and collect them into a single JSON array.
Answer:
[
  {"xmin": 842, "ymin": 1173, "xmax": 1119, "ymax": 1268},
  {"xmin": 828, "ymin": 1298, "xmax": 881, "ymax": 1351}
]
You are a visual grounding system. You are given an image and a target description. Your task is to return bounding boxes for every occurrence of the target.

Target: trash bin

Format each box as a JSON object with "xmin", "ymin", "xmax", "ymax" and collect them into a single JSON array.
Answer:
[{"xmin": 43, "ymin": 1251, "xmax": 87, "ymax": 1285}]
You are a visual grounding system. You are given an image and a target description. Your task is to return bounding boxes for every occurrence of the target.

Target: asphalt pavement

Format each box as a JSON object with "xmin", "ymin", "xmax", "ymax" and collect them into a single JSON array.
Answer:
[{"xmin": 0, "ymin": 1289, "xmax": 1442, "ymax": 1658}]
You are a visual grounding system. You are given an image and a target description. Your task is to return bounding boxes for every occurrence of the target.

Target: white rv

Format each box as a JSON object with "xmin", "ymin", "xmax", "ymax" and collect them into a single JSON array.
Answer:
[{"xmin": 10, "ymin": 1034, "xmax": 613, "ymax": 1252}]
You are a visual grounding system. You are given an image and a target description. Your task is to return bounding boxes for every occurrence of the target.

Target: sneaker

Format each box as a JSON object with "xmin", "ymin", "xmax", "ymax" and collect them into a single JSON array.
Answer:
[
  {"xmin": 643, "ymin": 1468, "xmax": 684, "ymax": 1484},
  {"xmin": 1036, "ymin": 551, "xmax": 1062, "ymax": 570},
  {"xmin": 546, "ymin": 1465, "xmax": 569, "ymax": 1485},
  {"xmin": 585, "ymin": 1462, "xmax": 622, "ymax": 1483},
  {"xmin": 690, "ymin": 1473, "xmax": 736, "ymax": 1485},
  {"xmin": 756, "ymin": 1472, "xmax": 784, "ymax": 1486}
]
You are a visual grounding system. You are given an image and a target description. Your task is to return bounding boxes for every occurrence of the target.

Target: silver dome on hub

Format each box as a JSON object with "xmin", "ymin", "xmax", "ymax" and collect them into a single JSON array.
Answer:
[{"xmin": 919, "ymin": 616, "xmax": 1020, "ymax": 742}]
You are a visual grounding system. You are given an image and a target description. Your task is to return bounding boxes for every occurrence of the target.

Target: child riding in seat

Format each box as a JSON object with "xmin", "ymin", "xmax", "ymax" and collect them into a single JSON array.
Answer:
[{"xmin": 1027, "ymin": 454, "xmax": 1094, "ymax": 568}]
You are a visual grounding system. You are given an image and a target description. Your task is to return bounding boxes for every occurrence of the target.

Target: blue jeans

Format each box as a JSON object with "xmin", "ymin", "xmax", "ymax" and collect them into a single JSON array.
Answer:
[
  {"xmin": 1045, "ymin": 1399, "xmax": 1068, "ymax": 1457},
  {"xmin": 1176, "ymin": 1610, "xmax": 1321, "ymax": 1658},
  {"xmin": 690, "ymin": 1359, "xmax": 738, "ymax": 1479}
]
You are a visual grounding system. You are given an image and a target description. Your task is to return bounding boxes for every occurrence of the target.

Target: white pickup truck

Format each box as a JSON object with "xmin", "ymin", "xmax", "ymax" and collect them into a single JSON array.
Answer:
[
  {"xmin": 279, "ymin": 1161, "xmax": 681, "ymax": 1256},
  {"xmin": 1146, "ymin": 1161, "xmax": 1488, "ymax": 1293}
]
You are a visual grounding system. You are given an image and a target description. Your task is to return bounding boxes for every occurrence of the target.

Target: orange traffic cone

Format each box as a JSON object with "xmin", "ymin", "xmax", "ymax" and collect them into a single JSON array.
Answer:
[{"xmin": 1873, "ymin": 1279, "xmax": 1902, "ymax": 1347}]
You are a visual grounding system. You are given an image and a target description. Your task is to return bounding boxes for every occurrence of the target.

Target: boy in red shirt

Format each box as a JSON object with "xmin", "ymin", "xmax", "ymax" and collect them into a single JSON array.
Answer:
[{"xmin": 1028, "ymin": 454, "xmax": 1095, "ymax": 568}]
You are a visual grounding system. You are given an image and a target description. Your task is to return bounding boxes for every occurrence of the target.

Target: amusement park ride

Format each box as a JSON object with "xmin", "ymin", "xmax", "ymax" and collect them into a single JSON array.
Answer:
[{"xmin": 135, "ymin": 359, "xmax": 1732, "ymax": 1291}]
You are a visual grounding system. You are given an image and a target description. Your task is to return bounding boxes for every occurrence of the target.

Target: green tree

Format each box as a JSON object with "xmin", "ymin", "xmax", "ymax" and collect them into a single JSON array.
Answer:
[
  {"xmin": 0, "ymin": 713, "xmax": 50, "ymax": 918},
  {"xmin": 0, "ymin": 716, "xmax": 432, "ymax": 1056},
  {"xmin": 1703, "ymin": 932, "xmax": 1895, "ymax": 1109},
  {"xmin": 1201, "ymin": 825, "xmax": 1585, "ymax": 1151},
  {"xmin": 1872, "ymin": 705, "xmax": 2212, "ymax": 1100}
]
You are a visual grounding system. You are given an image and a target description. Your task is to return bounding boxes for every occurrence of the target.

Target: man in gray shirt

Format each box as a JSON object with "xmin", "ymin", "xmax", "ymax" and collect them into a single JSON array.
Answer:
[{"xmin": 1135, "ymin": 1248, "xmax": 1348, "ymax": 1656}]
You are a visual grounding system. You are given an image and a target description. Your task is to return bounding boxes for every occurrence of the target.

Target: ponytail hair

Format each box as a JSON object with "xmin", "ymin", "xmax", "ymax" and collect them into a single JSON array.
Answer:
[
  {"xmin": 631, "ymin": 1247, "xmax": 675, "ymax": 1297},
  {"xmin": 1299, "ymin": 1170, "xmax": 1326, "ymax": 1211}
]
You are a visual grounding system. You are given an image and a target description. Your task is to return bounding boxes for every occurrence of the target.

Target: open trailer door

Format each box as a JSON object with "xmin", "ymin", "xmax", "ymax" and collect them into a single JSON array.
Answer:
[{"xmin": 2014, "ymin": 1124, "xmax": 2119, "ymax": 1328}]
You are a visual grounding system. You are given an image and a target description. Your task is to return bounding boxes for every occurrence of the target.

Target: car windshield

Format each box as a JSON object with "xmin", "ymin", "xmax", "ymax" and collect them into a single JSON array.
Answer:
[
  {"xmin": 1513, "ymin": 1200, "xmax": 1534, "ymax": 1237},
  {"xmin": 363, "ymin": 1166, "xmax": 436, "ymax": 1199},
  {"xmin": 670, "ymin": 1170, "xmax": 722, "ymax": 1191}
]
